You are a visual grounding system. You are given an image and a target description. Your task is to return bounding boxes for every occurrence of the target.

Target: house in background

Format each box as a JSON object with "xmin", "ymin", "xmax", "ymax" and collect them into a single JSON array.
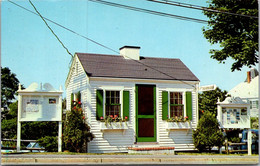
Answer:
[
  {"xmin": 228, "ymin": 68, "xmax": 259, "ymax": 117},
  {"xmin": 65, "ymin": 46, "xmax": 200, "ymax": 153}
]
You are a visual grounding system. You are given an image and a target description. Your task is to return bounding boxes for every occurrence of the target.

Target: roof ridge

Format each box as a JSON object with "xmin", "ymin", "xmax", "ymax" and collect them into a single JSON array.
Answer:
[{"xmin": 76, "ymin": 52, "xmax": 180, "ymax": 61}]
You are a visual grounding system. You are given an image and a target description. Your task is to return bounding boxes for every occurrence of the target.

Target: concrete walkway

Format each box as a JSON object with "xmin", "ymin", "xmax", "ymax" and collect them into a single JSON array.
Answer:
[{"xmin": 1, "ymin": 154, "xmax": 259, "ymax": 165}]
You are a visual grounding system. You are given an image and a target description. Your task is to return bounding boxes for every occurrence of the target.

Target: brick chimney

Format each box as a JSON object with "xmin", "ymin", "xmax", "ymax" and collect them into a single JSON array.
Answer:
[
  {"xmin": 120, "ymin": 46, "xmax": 140, "ymax": 60},
  {"xmin": 247, "ymin": 71, "xmax": 251, "ymax": 83}
]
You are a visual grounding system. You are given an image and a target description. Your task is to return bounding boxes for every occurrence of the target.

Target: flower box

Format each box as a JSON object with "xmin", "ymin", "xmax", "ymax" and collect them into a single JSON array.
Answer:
[
  {"xmin": 100, "ymin": 122, "xmax": 128, "ymax": 130},
  {"xmin": 166, "ymin": 121, "xmax": 192, "ymax": 130}
]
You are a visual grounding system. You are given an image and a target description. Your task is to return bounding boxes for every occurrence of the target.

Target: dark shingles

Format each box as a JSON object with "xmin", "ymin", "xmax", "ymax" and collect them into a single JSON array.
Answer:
[{"xmin": 76, "ymin": 53, "xmax": 199, "ymax": 81}]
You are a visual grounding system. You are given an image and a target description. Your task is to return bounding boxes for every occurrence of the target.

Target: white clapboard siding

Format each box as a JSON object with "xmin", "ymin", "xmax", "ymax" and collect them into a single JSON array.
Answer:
[
  {"xmin": 157, "ymin": 84, "xmax": 198, "ymax": 151},
  {"xmin": 87, "ymin": 81, "xmax": 135, "ymax": 153}
]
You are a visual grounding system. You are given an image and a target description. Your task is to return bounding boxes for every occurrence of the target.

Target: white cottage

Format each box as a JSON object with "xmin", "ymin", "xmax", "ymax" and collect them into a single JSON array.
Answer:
[{"xmin": 65, "ymin": 46, "xmax": 200, "ymax": 153}]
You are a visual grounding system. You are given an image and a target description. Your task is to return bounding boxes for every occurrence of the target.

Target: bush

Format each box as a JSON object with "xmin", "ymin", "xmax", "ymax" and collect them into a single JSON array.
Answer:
[
  {"xmin": 63, "ymin": 101, "xmax": 94, "ymax": 152},
  {"xmin": 251, "ymin": 117, "xmax": 259, "ymax": 129},
  {"xmin": 192, "ymin": 111, "xmax": 224, "ymax": 152},
  {"xmin": 37, "ymin": 136, "xmax": 57, "ymax": 152}
]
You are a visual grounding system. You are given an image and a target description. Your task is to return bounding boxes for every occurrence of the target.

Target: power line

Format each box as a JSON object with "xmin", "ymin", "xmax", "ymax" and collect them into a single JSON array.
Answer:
[
  {"xmin": 147, "ymin": 0, "xmax": 258, "ymax": 19},
  {"xmin": 8, "ymin": 0, "xmax": 197, "ymax": 88},
  {"xmin": 8, "ymin": 0, "xmax": 120, "ymax": 55},
  {"xmin": 29, "ymin": 0, "xmax": 73, "ymax": 58},
  {"xmin": 88, "ymin": 0, "xmax": 208, "ymax": 24}
]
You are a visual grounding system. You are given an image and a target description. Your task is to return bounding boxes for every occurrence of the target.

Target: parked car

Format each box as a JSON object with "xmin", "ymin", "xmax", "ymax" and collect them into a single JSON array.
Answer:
[
  {"xmin": 241, "ymin": 129, "xmax": 259, "ymax": 154},
  {"xmin": 26, "ymin": 142, "xmax": 45, "ymax": 152}
]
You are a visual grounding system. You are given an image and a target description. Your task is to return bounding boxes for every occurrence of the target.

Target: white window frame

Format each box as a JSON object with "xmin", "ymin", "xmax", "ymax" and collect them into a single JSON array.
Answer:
[
  {"xmin": 100, "ymin": 87, "xmax": 123, "ymax": 118},
  {"xmin": 168, "ymin": 91, "xmax": 186, "ymax": 118}
]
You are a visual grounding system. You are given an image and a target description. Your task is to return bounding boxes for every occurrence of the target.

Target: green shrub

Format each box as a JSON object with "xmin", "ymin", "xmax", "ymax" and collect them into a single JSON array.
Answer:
[
  {"xmin": 251, "ymin": 117, "xmax": 259, "ymax": 129},
  {"xmin": 63, "ymin": 101, "xmax": 94, "ymax": 152},
  {"xmin": 37, "ymin": 136, "xmax": 57, "ymax": 152},
  {"xmin": 192, "ymin": 111, "xmax": 224, "ymax": 152}
]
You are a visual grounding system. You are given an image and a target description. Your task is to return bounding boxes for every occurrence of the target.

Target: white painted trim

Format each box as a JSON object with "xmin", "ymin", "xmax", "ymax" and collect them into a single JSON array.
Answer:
[
  {"xmin": 156, "ymin": 86, "xmax": 160, "ymax": 143},
  {"xmin": 65, "ymin": 54, "xmax": 77, "ymax": 88},
  {"xmin": 90, "ymin": 77, "xmax": 199, "ymax": 85},
  {"xmin": 101, "ymin": 89, "xmax": 123, "ymax": 118},
  {"xmin": 99, "ymin": 86, "xmax": 124, "ymax": 91},
  {"xmin": 165, "ymin": 88, "xmax": 193, "ymax": 92},
  {"xmin": 167, "ymin": 91, "xmax": 186, "ymax": 118}
]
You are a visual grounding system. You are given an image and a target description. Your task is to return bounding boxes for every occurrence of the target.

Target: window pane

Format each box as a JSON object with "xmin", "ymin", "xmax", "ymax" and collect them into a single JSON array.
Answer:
[
  {"xmin": 170, "ymin": 92, "xmax": 182, "ymax": 105},
  {"xmin": 105, "ymin": 90, "xmax": 120, "ymax": 117},
  {"xmin": 170, "ymin": 105, "xmax": 183, "ymax": 117}
]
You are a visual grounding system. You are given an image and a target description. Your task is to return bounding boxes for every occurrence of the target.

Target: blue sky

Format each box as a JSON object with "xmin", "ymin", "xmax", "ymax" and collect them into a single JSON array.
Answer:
[{"xmin": 2, "ymin": 0, "xmax": 257, "ymax": 97}]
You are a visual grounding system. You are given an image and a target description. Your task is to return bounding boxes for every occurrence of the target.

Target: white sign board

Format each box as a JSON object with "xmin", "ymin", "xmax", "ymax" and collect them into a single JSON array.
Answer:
[
  {"xmin": 17, "ymin": 82, "xmax": 63, "ymax": 152},
  {"xmin": 199, "ymin": 84, "xmax": 217, "ymax": 92},
  {"xmin": 20, "ymin": 96, "xmax": 61, "ymax": 121}
]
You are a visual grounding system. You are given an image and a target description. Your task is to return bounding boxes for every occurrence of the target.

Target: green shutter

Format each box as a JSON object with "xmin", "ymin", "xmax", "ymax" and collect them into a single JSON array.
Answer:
[
  {"xmin": 71, "ymin": 93, "xmax": 74, "ymax": 109},
  {"xmin": 96, "ymin": 89, "xmax": 103, "ymax": 120},
  {"xmin": 186, "ymin": 91, "xmax": 192, "ymax": 120},
  {"xmin": 123, "ymin": 91, "xmax": 130, "ymax": 121},
  {"xmin": 76, "ymin": 91, "xmax": 81, "ymax": 102},
  {"xmin": 162, "ymin": 91, "xmax": 168, "ymax": 120}
]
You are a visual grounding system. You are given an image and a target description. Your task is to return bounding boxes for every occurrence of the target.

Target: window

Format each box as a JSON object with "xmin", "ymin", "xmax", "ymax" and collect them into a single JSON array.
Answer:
[
  {"xmin": 251, "ymin": 100, "xmax": 259, "ymax": 109},
  {"xmin": 49, "ymin": 98, "xmax": 56, "ymax": 104},
  {"xmin": 170, "ymin": 92, "xmax": 183, "ymax": 117},
  {"xmin": 105, "ymin": 91, "xmax": 121, "ymax": 117}
]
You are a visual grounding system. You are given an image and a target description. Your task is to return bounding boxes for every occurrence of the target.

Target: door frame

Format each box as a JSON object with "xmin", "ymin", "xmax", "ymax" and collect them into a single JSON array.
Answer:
[{"xmin": 135, "ymin": 84, "xmax": 157, "ymax": 142}]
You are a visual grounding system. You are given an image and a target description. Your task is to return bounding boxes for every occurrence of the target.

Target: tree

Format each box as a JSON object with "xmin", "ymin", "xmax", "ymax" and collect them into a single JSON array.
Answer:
[
  {"xmin": 199, "ymin": 87, "xmax": 228, "ymax": 118},
  {"xmin": 192, "ymin": 111, "xmax": 224, "ymax": 152},
  {"xmin": 63, "ymin": 101, "xmax": 94, "ymax": 152},
  {"xmin": 203, "ymin": 0, "xmax": 258, "ymax": 71},
  {"xmin": 1, "ymin": 67, "xmax": 22, "ymax": 108},
  {"xmin": 1, "ymin": 101, "xmax": 18, "ymax": 139}
]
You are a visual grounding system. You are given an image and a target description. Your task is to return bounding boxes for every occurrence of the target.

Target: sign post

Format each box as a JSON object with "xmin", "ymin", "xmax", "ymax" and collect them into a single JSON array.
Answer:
[{"xmin": 17, "ymin": 82, "xmax": 63, "ymax": 152}]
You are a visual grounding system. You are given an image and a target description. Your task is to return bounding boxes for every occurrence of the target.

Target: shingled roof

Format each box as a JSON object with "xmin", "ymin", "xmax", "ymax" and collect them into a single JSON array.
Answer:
[{"xmin": 76, "ymin": 53, "xmax": 199, "ymax": 82}]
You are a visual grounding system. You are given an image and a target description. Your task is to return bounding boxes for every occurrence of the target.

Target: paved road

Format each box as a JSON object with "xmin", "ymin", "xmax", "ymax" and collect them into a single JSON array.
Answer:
[{"xmin": 2, "ymin": 154, "xmax": 259, "ymax": 165}]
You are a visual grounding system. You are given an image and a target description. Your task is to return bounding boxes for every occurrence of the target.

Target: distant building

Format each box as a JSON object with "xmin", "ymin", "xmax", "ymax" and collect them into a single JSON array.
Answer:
[{"xmin": 228, "ymin": 68, "xmax": 259, "ymax": 117}]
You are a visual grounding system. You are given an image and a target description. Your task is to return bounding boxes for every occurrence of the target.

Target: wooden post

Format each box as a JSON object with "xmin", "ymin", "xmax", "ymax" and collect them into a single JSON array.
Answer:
[
  {"xmin": 225, "ymin": 139, "xmax": 229, "ymax": 154},
  {"xmin": 58, "ymin": 95, "xmax": 62, "ymax": 152},
  {"xmin": 17, "ymin": 85, "xmax": 22, "ymax": 152},
  {"xmin": 248, "ymin": 129, "xmax": 252, "ymax": 155},
  {"xmin": 58, "ymin": 121, "xmax": 62, "ymax": 152}
]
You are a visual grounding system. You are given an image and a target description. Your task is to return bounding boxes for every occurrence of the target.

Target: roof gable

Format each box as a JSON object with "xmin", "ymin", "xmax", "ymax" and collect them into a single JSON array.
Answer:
[{"xmin": 76, "ymin": 53, "xmax": 199, "ymax": 82}]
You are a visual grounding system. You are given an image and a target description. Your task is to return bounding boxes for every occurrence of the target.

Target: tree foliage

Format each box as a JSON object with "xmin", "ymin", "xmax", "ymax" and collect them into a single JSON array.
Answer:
[
  {"xmin": 37, "ymin": 136, "xmax": 58, "ymax": 152},
  {"xmin": 203, "ymin": 0, "xmax": 258, "ymax": 71},
  {"xmin": 1, "ymin": 101, "xmax": 18, "ymax": 139},
  {"xmin": 199, "ymin": 87, "xmax": 228, "ymax": 118},
  {"xmin": 193, "ymin": 111, "xmax": 224, "ymax": 152},
  {"xmin": 63, "ymin": 101, "xmax": 94, "ymax": 152},
  {"xmin": 1, "ymin": 67, "xmax": 22, "ymax": 108}
]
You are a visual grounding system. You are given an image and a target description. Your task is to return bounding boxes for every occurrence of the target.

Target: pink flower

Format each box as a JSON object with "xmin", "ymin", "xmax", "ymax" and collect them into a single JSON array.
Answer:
[
  {"xmin": 100, "ymin": 116, "xmax": 104, "ymax": 120},
  {"xmin": 185, "ymin": 116, "xmax": 188, "ymax": 119},
  {"xmin": 82, "ymin": 116, "xmax": 85, "ymax": 119},
  {"xmin": 125, "ymin": 116, "xmax": 128, "ymax": 120},
  {"xmin": 78, "ymin": 101, "xmax": 81, "ymax": 105},
  {"xmin": 110, "ymin": 115, "xmax": 113, "ymax": 118},
  {"xmin": 114, "ymin": 115, "xmax": 118, "ymax": 118}
]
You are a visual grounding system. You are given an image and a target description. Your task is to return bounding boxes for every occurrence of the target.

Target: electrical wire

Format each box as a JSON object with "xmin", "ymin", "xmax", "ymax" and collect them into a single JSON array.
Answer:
[
  {"xmin": 29, "ymin": 0, "xmax": 73, "ymax": 58},
  {"xmin": 8, "ymin": 0, "xmax": 120, "ymax": 55},
  {"xmin": 8, "ymin": 0, "xmax": 197, "ymax": 88},
  {"xmin": 148, "ymin": 0, "xmax": 258, "ymax": 19},
  {"xmin": 88, "ymin": 0, "xmax": 208, "ymax": 24}
]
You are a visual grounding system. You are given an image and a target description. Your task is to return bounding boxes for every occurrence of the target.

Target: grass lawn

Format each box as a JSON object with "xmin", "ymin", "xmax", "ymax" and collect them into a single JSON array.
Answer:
[{"xmin": 2, "ymin": 151, "xmax": 259, "ymax": 156}]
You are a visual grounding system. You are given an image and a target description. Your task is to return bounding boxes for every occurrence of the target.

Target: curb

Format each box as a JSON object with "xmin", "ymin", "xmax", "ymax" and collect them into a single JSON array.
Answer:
[{"xmin": 2, "ymin": 157, "xmax": 259, "ymax": 164}]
